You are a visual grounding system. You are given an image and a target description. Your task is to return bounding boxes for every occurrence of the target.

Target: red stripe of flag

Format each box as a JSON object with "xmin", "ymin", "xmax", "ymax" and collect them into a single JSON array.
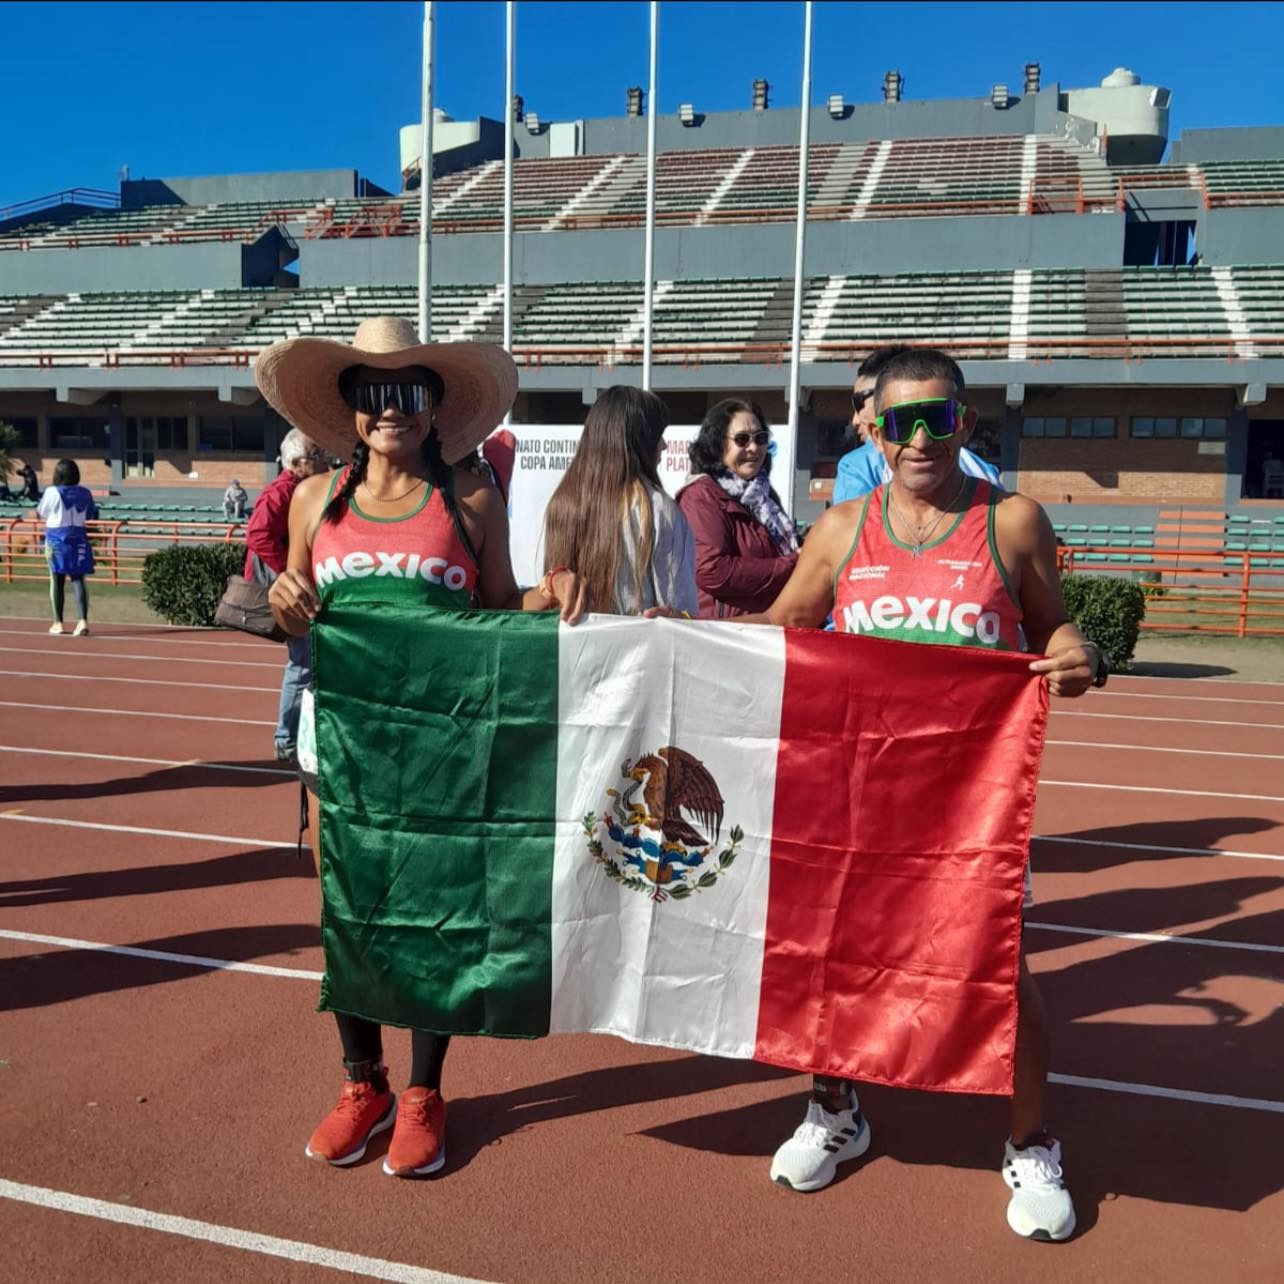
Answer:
[{"xmin": 754, "ymin": 628, "xmax": 1047, "ymax": 1094}]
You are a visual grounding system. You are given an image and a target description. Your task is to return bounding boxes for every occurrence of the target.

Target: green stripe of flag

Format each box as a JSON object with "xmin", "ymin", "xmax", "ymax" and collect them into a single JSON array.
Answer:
[{"xmin": 314, "ymin": 604, "xmax": 561, "ymax": 1036}]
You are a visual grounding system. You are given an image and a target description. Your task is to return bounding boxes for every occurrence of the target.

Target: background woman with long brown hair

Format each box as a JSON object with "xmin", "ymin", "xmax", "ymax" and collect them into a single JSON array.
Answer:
[{"xmin": 542, "ymin": 385, "xmax": 698, "ymax": 615}]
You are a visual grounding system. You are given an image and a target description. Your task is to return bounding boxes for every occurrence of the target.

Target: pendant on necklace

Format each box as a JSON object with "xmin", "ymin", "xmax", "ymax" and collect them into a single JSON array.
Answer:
[{"xmin": 909, "ymin": 544, "xmax": 922, "ymax": 559}]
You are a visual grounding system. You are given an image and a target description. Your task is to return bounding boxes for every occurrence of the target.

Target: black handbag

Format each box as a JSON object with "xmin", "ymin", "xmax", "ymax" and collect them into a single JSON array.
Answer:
[{"xmin": 214, "ymin": 574, "xmax": 287, "ymax": 642}]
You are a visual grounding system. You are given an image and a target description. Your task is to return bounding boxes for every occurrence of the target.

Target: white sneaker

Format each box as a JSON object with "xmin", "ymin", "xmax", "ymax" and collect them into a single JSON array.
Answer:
[
  {"xmin": 769, "ymin": 1095, "xmax": 871, "ymax": 1193},
  {"xmin": 48, "ymin": 623, "xmax": 64, "ymax": 635},
  {"xmin": 1002, "ymin": 1137, "xmax": 1076, "ymax": 1241},
  {"xmin": 73, "ymin": 620, "xmax": 89, "ymax": 636}
]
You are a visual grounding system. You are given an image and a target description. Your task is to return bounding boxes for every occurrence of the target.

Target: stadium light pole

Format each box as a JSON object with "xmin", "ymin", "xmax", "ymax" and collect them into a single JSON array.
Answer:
[
  {"xmin": 503, "ymin": 0, "xmax": 515, "ymax": 424},
  {"xmin": 782, "ymin": 0, "xmax": 813, "ymax": 517},
  {"xmin": 641, "ymin": 0, "xmax": 658, "ymax": 391},
  {"xmin": 417, "ymin": 1, "xmax": 436, "ymax": 342}
]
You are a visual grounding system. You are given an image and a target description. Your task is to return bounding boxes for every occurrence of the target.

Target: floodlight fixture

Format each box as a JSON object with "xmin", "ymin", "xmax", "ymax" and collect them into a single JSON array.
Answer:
[
  {"xmin": 753, "ymin": 78, "xmax": 770, "ymax": 111},
  {"xmin": 526, "ymin": 111, "xmax": 541, "ymax": 134},
  {"xmin": 883, "ymin": 70, "xmax": 903, "ymax": 102},
  {"xmin": 679, "ymin": 103, "xmax": 696, "ymax": 126},
  {"xmin": 991, "ymin": 83, "xmax": 1009, "ymax": 108},
  {"xmin": 827, "ymin": 94, "xmax": 845, "ymax": 118}
]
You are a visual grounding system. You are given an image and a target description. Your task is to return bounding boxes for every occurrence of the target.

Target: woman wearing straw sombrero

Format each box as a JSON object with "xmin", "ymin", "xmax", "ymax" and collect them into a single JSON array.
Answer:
[{"xmin": 257, "ymin": 316, "xmax": 587, "ymax": 1177}]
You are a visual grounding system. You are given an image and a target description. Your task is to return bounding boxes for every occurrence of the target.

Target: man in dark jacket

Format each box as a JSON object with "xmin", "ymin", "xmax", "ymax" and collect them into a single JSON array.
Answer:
[{"xmin": 245, "ymin": 429, "xmax": 328, "ymax": 759}]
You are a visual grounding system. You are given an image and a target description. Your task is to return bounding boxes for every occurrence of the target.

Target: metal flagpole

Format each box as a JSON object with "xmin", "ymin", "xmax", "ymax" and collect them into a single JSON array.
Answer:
[
  {"xmin": 502, "ymin": 1, "xmax": 515, "ymax": 422},
  {"xmin": 417, "ymin": 1, "xmax": 436, "ymax": 342},
  {"xmin": 782, "ymin": 0, "xmax": 813, "ymax": 517},
  {"xmin": 641, "ymin": 0, "xmax": 658, "ymax": 391}
]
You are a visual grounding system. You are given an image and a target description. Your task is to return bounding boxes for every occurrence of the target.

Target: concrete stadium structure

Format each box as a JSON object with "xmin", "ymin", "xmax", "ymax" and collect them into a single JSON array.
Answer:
[{"xmin": 2, "ymin": 63, "xmax": 1282, "ymax": 539}]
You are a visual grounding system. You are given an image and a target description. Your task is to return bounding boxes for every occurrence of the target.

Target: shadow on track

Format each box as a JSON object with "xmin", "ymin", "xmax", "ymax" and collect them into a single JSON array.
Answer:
[
  {"xmin": 0, "ymin": 844, "xmax": 312, "ymax": 908},
  {"xmin": 446, "ymin": 1054, "xmax": 795, "ymax": 1172},
  {"xmin": 0, "ymin": 762, "xmax": 290, "ymax": 806},
  {"xmin": 1126, "ymin": 660, "xmax": 1237, "ymax": 680},
  {"xmin": 638, "ymin": 1073, "xmax": 1284, "ymax": 1222},
  {"xmin": 0, "ymin": 923, "xmax": 320, "ymax": 1010},
  {"xmin": 1033, "ymin": 815, "xmax": 1279, "ymax": 874}
]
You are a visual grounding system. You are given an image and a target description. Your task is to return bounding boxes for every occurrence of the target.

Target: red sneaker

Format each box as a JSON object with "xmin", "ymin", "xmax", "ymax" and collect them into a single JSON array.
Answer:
[
  {"xmin": 383, "ymin": 1087, "xmax": 446, "ymax": 1177},
  {"xmin": 305, "ymin": 1078, "xmax": 396, "ymax": 1166}
]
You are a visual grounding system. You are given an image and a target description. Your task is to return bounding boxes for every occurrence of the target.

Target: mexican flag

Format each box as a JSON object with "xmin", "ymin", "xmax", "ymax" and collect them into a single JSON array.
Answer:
[{"xmin": 313, "ymin": 604, "xmax": 1046, "ymax": 1096}]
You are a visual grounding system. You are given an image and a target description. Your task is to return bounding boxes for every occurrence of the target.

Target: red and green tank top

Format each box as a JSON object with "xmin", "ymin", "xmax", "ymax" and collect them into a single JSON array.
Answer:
[
  {"xmin": 833, "ymin": 478, "xmax": 1024, "ymax": 651},
  {"xmin": 309, "ymin": 468, "xmax": 478, "ymax": 608}
]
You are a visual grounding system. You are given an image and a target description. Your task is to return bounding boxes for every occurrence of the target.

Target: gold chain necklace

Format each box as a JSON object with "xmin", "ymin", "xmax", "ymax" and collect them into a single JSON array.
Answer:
[
  {"xmin": 887, "ymin": 475, "xmax": 967, "ymax": 558},
  {"xmin": 358, "ymin": 476, "xmax": 425, "ymax": 504}
]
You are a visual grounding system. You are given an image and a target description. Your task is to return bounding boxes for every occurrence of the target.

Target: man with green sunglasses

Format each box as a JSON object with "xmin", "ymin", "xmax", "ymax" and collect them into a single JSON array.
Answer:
[
  {"xmin": 742, "ymin": 347, "xmax": 1103, "ymax": 1243},
  {"xmin": 832, "ymin": 344, "xmax": 1001, "ymax": 504}
]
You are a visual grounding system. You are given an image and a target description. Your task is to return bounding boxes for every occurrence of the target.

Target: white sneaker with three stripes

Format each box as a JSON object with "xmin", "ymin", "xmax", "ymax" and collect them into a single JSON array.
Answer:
[
  {"xmin": 769, "ymin": 1095, "xmax": 871, "ymax": 1193},
  {"xmin": 1002, "ymin": 1137, "xmax": 1076, "ymax": 1241}
]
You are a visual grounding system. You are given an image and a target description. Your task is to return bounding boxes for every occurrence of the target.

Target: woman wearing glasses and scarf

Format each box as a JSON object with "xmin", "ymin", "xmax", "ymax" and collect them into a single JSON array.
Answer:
[
  {"xmin": 676, "ymin": 399, "xmax": 799, "ymax": 618},
  {"xmin": 257, "ymin": 316, "xmax": 587, "ymax": 1181}
]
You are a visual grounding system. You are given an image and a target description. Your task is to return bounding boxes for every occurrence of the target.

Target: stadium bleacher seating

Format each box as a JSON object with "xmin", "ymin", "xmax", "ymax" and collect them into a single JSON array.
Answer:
[
  {"xmin": 1, "ymin": 264, "xmax": 1281, "ymax": 365},
  {"xmin": 5, "ymin": 138, "xmax": 1283, "ymax": 251}
]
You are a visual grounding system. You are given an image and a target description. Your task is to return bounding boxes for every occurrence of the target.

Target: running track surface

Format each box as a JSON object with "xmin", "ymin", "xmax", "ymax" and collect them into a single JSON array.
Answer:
[{"xmin": 1, "ymin": 617, "xmax": 1280, "ymax": 1284}]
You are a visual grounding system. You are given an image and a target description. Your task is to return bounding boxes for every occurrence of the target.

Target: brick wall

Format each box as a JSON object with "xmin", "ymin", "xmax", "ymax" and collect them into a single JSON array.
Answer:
[
  {"xmin": 1016, "ymin": 386, "xmax": 1235, "ymax": 502},
  {"xmin": 1019, "ymin": 438, "xmax": 1226, "ymax": 501}
]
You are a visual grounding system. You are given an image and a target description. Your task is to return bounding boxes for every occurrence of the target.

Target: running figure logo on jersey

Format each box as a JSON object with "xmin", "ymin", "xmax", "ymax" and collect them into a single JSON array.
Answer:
[
  {"xmin": 951, "ymin": 574, "xmax": 966, "ymax": 591},
  {"xmin": 584, "ymin": 747, "xmax": 742, "ymax": 902}
]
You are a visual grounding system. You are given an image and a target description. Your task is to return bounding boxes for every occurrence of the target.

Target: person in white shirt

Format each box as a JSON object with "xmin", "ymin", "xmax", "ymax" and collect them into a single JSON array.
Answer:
[{"xmin": 37, "ymin": 459, "xmax": 98, "ymax": 636}]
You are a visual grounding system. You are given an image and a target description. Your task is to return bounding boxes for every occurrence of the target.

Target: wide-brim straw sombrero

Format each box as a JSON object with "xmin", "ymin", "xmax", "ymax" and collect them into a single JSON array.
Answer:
[{"xmin": 253, "ymin": 315, "xmax": 517, "ymax": 465}]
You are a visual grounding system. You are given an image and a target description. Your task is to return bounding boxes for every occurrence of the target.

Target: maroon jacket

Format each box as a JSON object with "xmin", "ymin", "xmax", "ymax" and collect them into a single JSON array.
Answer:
[
  {"xmin": 243, "ymin": 468, "xmax": 298, "ymax": 578},
  {"xmin": 675, "ymin": 474, "xmax": 799, "ymax": 618}
]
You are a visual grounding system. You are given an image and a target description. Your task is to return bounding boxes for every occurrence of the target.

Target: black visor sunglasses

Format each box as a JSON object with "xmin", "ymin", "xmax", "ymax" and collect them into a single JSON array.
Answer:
[
  {"xmin": 344, "ymin": 381, "xmax": 432, "ymax": 416},
  {"xmin": 729, "ymin": 428, "xmax": 771, "ymax": 448},
  {"xmin": 850, "ymin": 389, "xmax": 874, "ymax": 414}
]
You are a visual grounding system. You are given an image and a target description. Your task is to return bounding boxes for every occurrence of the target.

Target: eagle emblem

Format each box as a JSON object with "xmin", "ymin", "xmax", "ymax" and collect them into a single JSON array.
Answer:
[{"xmin": 583, "ymin": 745, "xmax": 743, "ymax": 902}]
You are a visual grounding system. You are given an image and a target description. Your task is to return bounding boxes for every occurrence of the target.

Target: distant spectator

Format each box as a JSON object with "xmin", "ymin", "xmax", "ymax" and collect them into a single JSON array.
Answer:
[
  {"xmin": 38, "ymin": 459, "xmax": 97, "ymax": 637},
  {"xmin": 18, "ymin": 462, "xmax": 40, "ymax": 502},
  {"xmin": 244, "ymin": 430, "xmax": 330, "ymax": 761},
  {"xmin": 677, "ymin": 398, "xmax": 798, "ymax": 618},
  {"xmin": 223, "ymin": 479, "xmax": 250, "ymax": 521}
]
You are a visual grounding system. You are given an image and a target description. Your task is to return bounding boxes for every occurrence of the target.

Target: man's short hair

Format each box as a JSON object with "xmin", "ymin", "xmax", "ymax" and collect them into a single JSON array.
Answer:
[
  {"xmin": 873, "ymin": 347, "xmax": 966, "ymax": 412},
  {"xmin": 279, "ymin": 427, "xmax": 317, "ymax": 467},
  {"xmin": 856, "ymin": 344, "xmax": 913, "ymax": 383}
]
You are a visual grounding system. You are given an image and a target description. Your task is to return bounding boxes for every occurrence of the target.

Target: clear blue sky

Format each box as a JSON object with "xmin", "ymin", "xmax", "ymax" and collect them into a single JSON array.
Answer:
[{"xmin": 3, "ymin": 1, "xmax": 1281, "ymax": 208}]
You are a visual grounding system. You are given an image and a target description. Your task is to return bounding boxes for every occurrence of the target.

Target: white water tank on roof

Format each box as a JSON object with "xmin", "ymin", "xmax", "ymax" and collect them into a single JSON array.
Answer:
[
  {"xmin": 1063, "ymin": 67, "xmax": 1170, "ymax": 164},
  {"xmin": 1102, "ymin": 67, "xmax": 1141, "ymax": 87}
]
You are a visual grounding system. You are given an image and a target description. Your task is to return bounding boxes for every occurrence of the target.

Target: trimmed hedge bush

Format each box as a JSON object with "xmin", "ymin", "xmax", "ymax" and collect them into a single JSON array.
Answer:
[
  {"xmin": 1060, "ymin": 573, "xmax": 1146, "ymax": 671},
  {"xmin": 142, "ymin": 542, "xmax": 246, "ymax": 626}
]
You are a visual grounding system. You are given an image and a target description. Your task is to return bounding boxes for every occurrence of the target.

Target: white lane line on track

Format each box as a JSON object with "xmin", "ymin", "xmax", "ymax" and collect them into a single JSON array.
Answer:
[
  {"xmin": 0, "ymin": 930, "xmax": 322, "ymax": 980},
  {"xmin": 0, "ymin": 745, "xmax": 292, "ymax": 778},
  {"xmin": 1042, "ymin": 780, "xmax": 1284, "ymax": 803},
  {"xmin": 1109, "ymin": 671, "xmax": 1284, "ymax": 690},
  {"xmin": 0, "ymin": 645, "xmax": 279, "ymax": 669},
  {"xmin": 1047, "ymin": 739, "xmax": 1284, "ymax": 761},
  {"xmin": 1047, "ymin": 1074, "xmax": 1284, "ymax": 1115},
  {"xmin": 0, "ymin": 701, "xmax": 274, "ymax": 727},
  {"xmin": 1033, "ymin": 835, "xmax": 1284, "ymax": 863},
  {"xmin": 0, "ymin": 626, "xmax": 268, "ymax": 652},
  {"xmin": 1053, "ymin": 711, "xmax": 1284, "ymax": 730},
  {"xmin": 1069, "ymin": 691, "xmax": 1284, "ymax": 707},
  {"xmin": 3, "ymin": 930, "xmax": 1281, "ymax": 1117},
  {"xmin": 5, "ymin": 811, "xmax": 1278, "ymax": 862},
  {"xmin": 0, "ymin": 1179, "xmax": 488, "ymax": 1284},
  {"xmin": 0, "ymin": 814, "xmax": 306, "ymax": 849},
  {"xmin": 1025, "ymin": 920, "xmax": 1284, "ymax": 956},
  {"xmin": 0, "ymin": 670, "xmax": 278, "ymax": 694}
]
